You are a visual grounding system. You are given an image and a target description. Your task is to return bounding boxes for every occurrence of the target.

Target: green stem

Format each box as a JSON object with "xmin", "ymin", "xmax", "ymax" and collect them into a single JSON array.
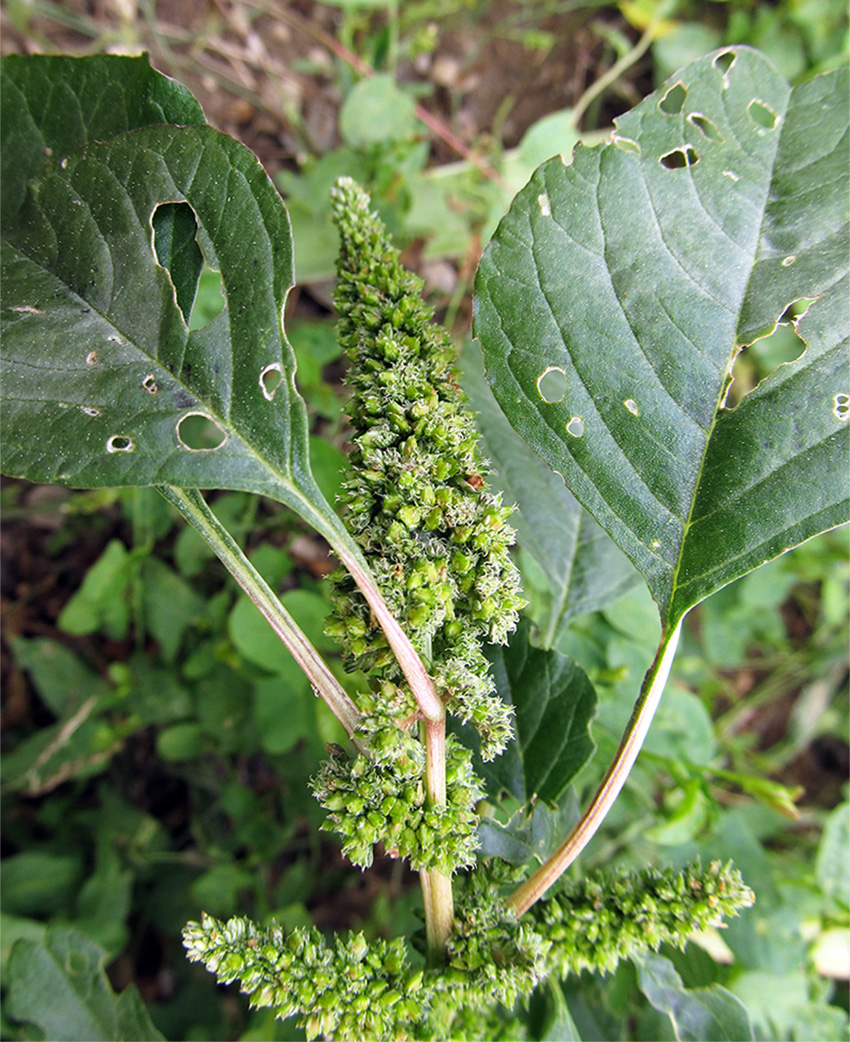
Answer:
[
  {"xmin": 507, "ymin": 617, "xmax": 684, "ymax": 917},
  {"xmin": 570, "ymin": 14, "xmax": 661, "ymax": 129},
  {"xmin": 158, "ymin": 486, "xmax": 362, "ymax": 742},
  {"xmin": 421, "ymin": 715, "xmax": 454, "ymax": 963},
  {"xmin": 333, "ymin": 541, "xmax": 445, "ymax": 724}
]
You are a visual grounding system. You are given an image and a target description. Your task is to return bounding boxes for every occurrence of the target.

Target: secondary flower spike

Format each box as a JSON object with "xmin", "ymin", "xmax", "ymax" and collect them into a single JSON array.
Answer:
[{"xmin": 326, "ymin": 177, "xmax": 524, "ymax": 760}]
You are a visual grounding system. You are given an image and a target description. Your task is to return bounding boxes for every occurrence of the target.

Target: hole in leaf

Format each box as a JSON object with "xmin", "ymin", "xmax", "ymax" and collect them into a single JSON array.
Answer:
[
  {"xmin": 713, "ymin": 51, "xmax": 736, "ymax": 75},
  {"xmin": 106, "ymin": 434, "xmax": 134, "ymax": 453},
  {"xmin": 152, "ymin": 202, "xmax": 203, "ymax": 323},
  {"xmin": 612, "ymin": 135, "xmax": 640, "ymax": 154},
  {"xmin": 726, "ymin": 300, "xmax": 810, "ymax": 406},
  {"xmin": 188, "ymin": 266, "xmax": 227, "ymax": 331},
  {"xmin": 782, "ymin": 256, "xmax": 796, "ymax": 267},
  {"xmin": 566, "ymin": 416, "xmax": 584, "ymax": 438},
  {"xmin": 687, "ymin": 113, "xmax": 722, "ymax": 143},
  {"xmin": 81, "ymin": 406, "xmax": 100, "ymax": 417},
  {"xmin": 833, "ymin": 394, "xmax": 850, "ymax": 421},
  {"xmin": 259, "ymin": 363, "xmax": 284, "ymax": 401},
  {"xmin": 748, "ymin": 99, "xmax": 778, "ymax": 130},
  {"xmin": 177, "ymin": 412, "xmax": 227, "ymax": 451},
  {"xmin": 537, "ymin": 366, "xmax": 568, "ymax": 403},
  {"xmin": 142, "ymin": 374, "xmax": 159, "ymax": 395},
  {"xmin": 660, "ymin": 147, "xmax": 699, "ymax": 170},
  {"xmin": 659, "ymin": 83, "xmax": 687, "ymax": 115},
  {"xmin": 86, "ymin": 350, "xmax": 98, "ymax": 365},
  {"xmin": 623, "ymin": 398, "xmax": 640, "ymax": 416}
]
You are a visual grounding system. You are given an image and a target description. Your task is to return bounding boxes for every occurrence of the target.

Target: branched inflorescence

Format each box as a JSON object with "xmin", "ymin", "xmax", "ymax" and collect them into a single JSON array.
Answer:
[
  {"xmin": 325, "ymin": 177, "xmax": 524, "ymax": 761},
  {"xmin": 183, "ymin": 914, "xmax": 423, "ymax": 1041},
  {"xmin": 311, "ymin": 708, "xmax": 484, "ymax": 872},
  {"xmin": 183, "ymin": 861, "xmax": 753, "ymax": 1041},
  {"xmin": 182, "ymin": 183, "xmax": 757, "ymax": 1042},
  {"xmin": 530, "ymin": 859, "xmax": 755, "ymax": 977}
]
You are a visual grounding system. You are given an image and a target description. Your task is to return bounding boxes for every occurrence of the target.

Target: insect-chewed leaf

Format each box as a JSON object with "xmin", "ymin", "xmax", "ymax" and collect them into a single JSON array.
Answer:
[{"xmin": 474, "ymin": 48, "xmax": 849, "ymax": 627}]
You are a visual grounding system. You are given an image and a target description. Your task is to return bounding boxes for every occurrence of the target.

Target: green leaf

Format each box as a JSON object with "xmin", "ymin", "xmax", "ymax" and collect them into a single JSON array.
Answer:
[
  {"xmin": 2, "ymin": 124, "xmax": 315, "ymax": 502},
  {"xmin": 151, "ymin": 201, "xmax": 203, "ymax": 322},
  {"xmin": 339, "ymin": 74, "xmax": 418, "ymax": 147},
  {"xmin": 11, "ymin": 636, "xmax": 107, "ymax": 716},
  {"xmin": 816, "ymin": 800, "xmax": 850, "ymax": 905},
  {"xmin": 229, "ymin": 588, "xmax": 337, "ymax": 673},
  {"xmin": 1, "ymin": 852, "xmax": 83, "ymax": 917},
  {"xmin": 461, "ymin": 340, "xmax": 639, "ymax": 645},
  {"xmin": 540, "ymin": 981, "xmax": 583, "ymax": 1041},
  {"xmin": 57, "ymin": 539, "xmax": 136, "ymax": 640},
  {"xmin": 477, "ymin": 794, "xmax": 579, "ymax": 865},
  {"xmin": 0, "ymin": 53, "xmax": 204, "ymax": 225},
  {"xmin": 474, "ymin": 49, "xmax": 849, "ymax": 628},
  {"xmin": 636, "ymin": 953, "xmax": 755, "ymax": 1042},
  {"xmin": 5, "ymin": 924, "xmax": 164, "ymax": 1041},
  {"xmin": 484, "ymin": 618, "xmax": 597, "ymax": 804},
  {"xmin": 141, "ymin": 557, "xmax": 205, "ymax": 662}
]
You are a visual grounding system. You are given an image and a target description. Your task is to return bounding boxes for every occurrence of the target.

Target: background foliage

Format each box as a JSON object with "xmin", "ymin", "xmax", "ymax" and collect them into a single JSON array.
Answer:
[{"xmin": 1, "ymin": 2, "xmax": 848, "ymax": 1039}]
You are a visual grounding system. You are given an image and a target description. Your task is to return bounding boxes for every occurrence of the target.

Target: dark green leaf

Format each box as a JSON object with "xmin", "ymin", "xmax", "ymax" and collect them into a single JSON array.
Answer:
[
  {"xmin": 461, "ymin": 340, "xmax": 639, "ymax": 645},
  {"xmin": 5, "ymin": 925, "xmax": 164, "ymax": 1041},
  {"xmin": 484, "ymin": 618, "xmax": 597, "ymax": 804},
  {"xmin": 151, "ymin": 201, "xmax": 203, "ymax": 322},
  {"xmin": 478, "ymin": 793, "xmax": 579, "ymax": 865},
  {"xmin": 0, "ymin": 53, "xmax": 204, "ymax": 224},
  {"xmin": 1, "ymin": 852, "xmax": 83, "ymax": 917},
  {"xmin": 11, "ymin": 636, "xmax": 107, "ymax": 716},
  {"xmin": 636, "ymin": 953, "xmax": 755, "ymax": 1042},
  {"xmin": 1, "ymin": 120, "xmax": 346, "ymax": 550},
  {"xmin": 475, "ymin": 50, "xmax": 849, "ymax": 628}
]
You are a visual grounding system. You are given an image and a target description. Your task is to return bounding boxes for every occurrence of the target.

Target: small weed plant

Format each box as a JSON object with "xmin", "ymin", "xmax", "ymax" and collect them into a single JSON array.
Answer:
[{"xmin": 1, "ymin": 46, "xmax": 848, "ymax": 1041}]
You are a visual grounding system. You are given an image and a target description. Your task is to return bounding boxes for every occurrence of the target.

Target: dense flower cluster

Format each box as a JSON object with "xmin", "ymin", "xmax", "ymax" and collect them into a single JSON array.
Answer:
[
  {"xmin": 183, "ymin": 914, "xmax": 421, "ymax": 1041},
  {"xmin": 183, "ymin": 862, "xmax": 754, "ymax": 1040},
  {"xmin": 326, "ymin": 177, "xmax": 524, "ymax": 760},
  {"xmin": 530, "ymin": 859, "xmax": 755, "ymax": 977},
  {"xmin": 311, "ymin": 724, "xmax": 484, "ymax": 873},
  {"xmin": 182, "ymin": 858, "xmax": 754, "ymax": 1037}
]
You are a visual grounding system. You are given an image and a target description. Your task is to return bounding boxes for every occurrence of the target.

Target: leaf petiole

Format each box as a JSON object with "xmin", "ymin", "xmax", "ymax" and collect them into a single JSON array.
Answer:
[
  {"xmin": 507, "ymin": 616, "xmax": 684, "ymax": 916},
  {"xmin": 158, "ymin": 485, "xmax": 363, "ymax": 743}
]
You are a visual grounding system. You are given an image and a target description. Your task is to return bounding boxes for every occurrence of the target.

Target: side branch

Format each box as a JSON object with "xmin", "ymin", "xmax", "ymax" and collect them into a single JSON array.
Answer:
[
  {"xmin": 159, "ymin": 486, "xmax": 363, "ymax": 742},
  {"xmin": 507, "ymin": 618, "xmax": 684, "ymax": 917}
]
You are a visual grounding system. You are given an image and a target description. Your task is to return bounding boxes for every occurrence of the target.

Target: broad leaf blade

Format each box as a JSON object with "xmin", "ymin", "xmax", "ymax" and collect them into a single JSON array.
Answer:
[
  {"xmin": 1, "ymin": 124, "xmax": 331, "ymax": 532},
  {"xmin": 0, "ymin": 53, "xmax": 204, "ymax": 224},
  {"xmin": 461, "ymin": 340, "xmax": 639, "ymax": 643},
  {"xmin": 483, "ymin": 618, "xmax": 597, "ymax": 805},
  {"xmin": 637, "ymin": 953, "xmax": 755, "ymax": 1042},
  {"xmin": 474, "ymin": 48, "xmax": 849, "ymax": 627},
  {"xmin": 6, "ymin": 924, "xmax": 165, "ymax": 1041}
]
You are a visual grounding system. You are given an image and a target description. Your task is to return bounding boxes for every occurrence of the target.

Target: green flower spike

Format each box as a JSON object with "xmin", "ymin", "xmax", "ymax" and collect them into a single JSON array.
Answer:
[
  {"xmin": 327, "ymin": 177, "xmax": 524, "ymax": 761},
  {"xmin": 183, "ymin": 914, "xmax": 422, "ymax": 1041},
  {"xmin": 532, "ymin": 860, "xmax": 755, "ymax": 977},
  {"xmin": 311, "ymin": 700, "xmax": 484, "ymax": 874}
]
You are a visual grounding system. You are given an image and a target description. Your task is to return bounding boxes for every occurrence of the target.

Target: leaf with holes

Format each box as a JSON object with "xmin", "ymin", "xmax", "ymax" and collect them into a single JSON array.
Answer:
[
  {"xmin": 1, "ymin": 118, "xmax": 345, "ymax": 545},
  {"xmin": 475, "ymin": 48, "xmax": 849, "ymax": 629},
  {"xmin": 460, "ymin": 340, "xmax": 640, "ymax": 646},
  {"xmin": 0, "ymin": 53, "xmax": 205, "ymax": 225}
]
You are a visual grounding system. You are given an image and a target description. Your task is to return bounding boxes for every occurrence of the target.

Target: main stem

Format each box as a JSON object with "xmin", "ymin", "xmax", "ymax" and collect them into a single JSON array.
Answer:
[
  {"xmin": 508, "ymin": 617, "xmax": 684, "ymax": 917},
  {"xmin": 421, "ymin": 716, "xmax": 454, "ymax": 963}
]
